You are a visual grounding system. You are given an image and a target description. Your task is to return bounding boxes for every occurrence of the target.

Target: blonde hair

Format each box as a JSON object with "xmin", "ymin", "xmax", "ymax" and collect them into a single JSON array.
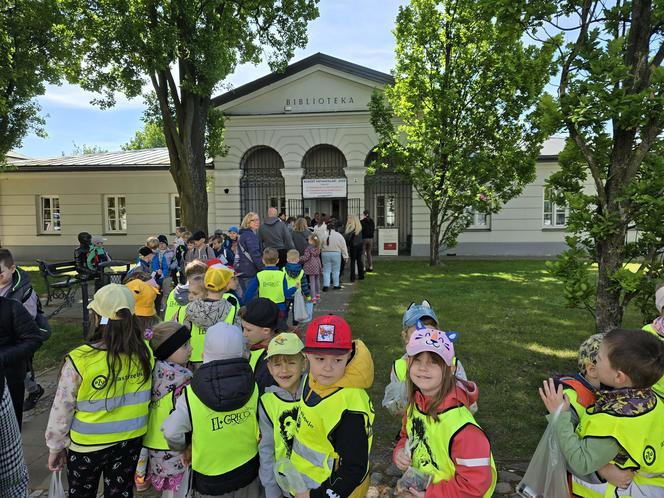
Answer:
[
  {"xmin": 286, "ymin": 249, "xmax": 300, "ymax": 263},
  {"xmin": 145, "ymin": 236, "xmax": 159, "ymax": 250},
  {"xmin": 308, "ymin": 232, "xmax": 321, "ymax": 249},
  {"xmin": 184, "ymin": 260, "xmax": 208, "ymax": 278},
  {"xmin": 294, "ymin": 217, "xmax": 309, "ymax": 232},
  {"xmin": 241, "ymin": 212, "xmax": 259, "ymax": 229},
  {"xmin": 344, "ymin": 215, "xmax": 362, "ymax": 236},
  {"xmin": 263, "ymin": 247, "xmax": 279, "ymax": 264}
]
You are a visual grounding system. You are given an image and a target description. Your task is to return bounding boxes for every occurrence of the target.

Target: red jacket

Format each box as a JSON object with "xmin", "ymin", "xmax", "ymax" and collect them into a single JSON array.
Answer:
[{"xmin": 393, "ymin": 380, "xmax": 493, "ymax": 498}]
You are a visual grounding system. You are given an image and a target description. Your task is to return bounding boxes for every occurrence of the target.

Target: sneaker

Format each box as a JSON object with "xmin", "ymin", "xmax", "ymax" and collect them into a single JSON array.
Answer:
[
  {"xmin": 322, "ymin": 286, "xmax": 329, "ymax": 292},
  {"xmin": 23, "ymin": 384, "xmax": 44, "ymax": 411}
]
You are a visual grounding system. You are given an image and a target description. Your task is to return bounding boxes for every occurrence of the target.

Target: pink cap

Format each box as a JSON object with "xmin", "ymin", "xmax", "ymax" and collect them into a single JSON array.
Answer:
[{"xmin": 406, "ymin": 328, "xmax": 455, "ymax": 366}]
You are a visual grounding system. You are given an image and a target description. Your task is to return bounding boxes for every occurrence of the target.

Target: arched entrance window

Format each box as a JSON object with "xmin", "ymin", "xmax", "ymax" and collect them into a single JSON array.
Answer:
[
  {"xmin": 364, "ymin": 150, "xmax": 412, "ymax": 254},
  {"xmin": 240, "ymin": 146, "xmax": 285, "ymax": 217},
  {"xmin": 301, "ymin": 145, "xmax": 349, "ymax": 221}
]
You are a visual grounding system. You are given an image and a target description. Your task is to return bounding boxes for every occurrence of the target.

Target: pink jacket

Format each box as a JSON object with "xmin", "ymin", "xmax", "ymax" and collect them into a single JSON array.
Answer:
[{"xmin": 300, "ymin": 245, "xmax": 322, "ymax": 275}]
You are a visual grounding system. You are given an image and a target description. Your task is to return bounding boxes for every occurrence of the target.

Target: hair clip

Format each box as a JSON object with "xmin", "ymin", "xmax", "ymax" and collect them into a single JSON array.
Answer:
[
  {"xmin": 100, "ymin": 316, "xmax": 110, "ymax": 325},
  {"xmin": 144, "ymin": 328, "xmax": 154, "ymax": 340}
]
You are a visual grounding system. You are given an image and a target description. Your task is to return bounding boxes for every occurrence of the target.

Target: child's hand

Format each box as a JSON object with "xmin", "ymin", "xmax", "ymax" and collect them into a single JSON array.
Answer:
[
  {"xmin": 598, "ymin": 463, "xmax": 634, "ymax": 489},
  {"xmin": 394, "ymin": 447, "xmax": 412, "ymax": 471},
  {"xmin": 405, "ymin": 489, "xmax": 426, "ymax": 498},
  {"xmin": 48, "ymin": 450, "xmax": 67, "ymax": 471},
  {"xmin": 181, "ymin": 445, "xmax": 192, "ymax": 466},
  {"xmin": 538, "ymin": 378, "xmax": 570, "ymax": 414}
]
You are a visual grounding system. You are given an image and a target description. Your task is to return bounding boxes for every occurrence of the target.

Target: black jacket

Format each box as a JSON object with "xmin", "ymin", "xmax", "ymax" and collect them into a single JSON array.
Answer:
[
  {"xmin": 189, "ymin": 358, "xmax": 259, "ymax": 495},
  {"xmin": 6, "ymin": 267, "xmax": 51, "ymax": 340},
  {"xmin": 360, "ymin": 217, "xmax": 375, "ymax": 239}
]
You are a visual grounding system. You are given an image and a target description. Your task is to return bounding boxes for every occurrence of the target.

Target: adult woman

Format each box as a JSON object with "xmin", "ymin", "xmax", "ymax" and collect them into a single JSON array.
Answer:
[
  {"xmin": 321, "ymin": 219, "xmax": 349, "ymax": 291},
  {"xmin": 292, "ymin": 217, "xmax": 311, "ymax": 256},
  {"xmin": 236, "ymin": 212, "xmax": 264, "ymax": 294},
  {"xmin": 344, "ymin": 215, "xmax": 365, "ymax": 282}
]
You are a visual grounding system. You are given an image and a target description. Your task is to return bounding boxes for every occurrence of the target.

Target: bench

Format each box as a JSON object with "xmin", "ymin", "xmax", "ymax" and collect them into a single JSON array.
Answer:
[{"xmin": 36, "ymin": 260, "xmax": 82, "ymax": 312}]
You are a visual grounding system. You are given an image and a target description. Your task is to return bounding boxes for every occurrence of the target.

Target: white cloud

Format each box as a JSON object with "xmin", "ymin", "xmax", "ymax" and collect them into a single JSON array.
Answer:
[{"xmin": 38, "ymin": 83, "xmax": 147, "ymax": 110}]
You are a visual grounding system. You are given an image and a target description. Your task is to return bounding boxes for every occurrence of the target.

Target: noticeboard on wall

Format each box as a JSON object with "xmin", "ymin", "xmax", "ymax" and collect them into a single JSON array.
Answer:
[
  {"xmin": 379, "ymin": 228, "xmax": 399, "ymax": 256},
  {"xmin": 302, "ymin": 178, "xmax": 347, "ymax": 199}
]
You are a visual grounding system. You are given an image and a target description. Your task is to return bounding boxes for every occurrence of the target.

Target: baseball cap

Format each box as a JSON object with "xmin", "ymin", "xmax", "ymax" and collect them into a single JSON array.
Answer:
[
  {"xmin": 577, "ymin": 333, "xmax": 603, "ymax": 376},
  {"xmin": 267, "ymin": 332, "xmax": 305, "ymax": 359},
  {"xmin": 406, "ymin": 327, "xmax": 455, "ymax": 366},
  {"xmin": 304, "ymin": 315, "xmax": 352, "ymax": 354},
  {"xmin": 204, "ymin": 323, "xmax": 247, "ymax": 363},
  {"xmin": 402, "ymin": 300, "xmax": 439, "ymax": 327},
  {"xmin": 125, "ymin": 279, "xmax": 159, "ymax": 317},
  {"xmin": 228, "ymin": 226, "xmax": 239, "ymax": 233},
  {"xmin": 88, "ymin": 283, "xmax": 135, "ymax": 320},
  {"xmin": 204, "ymin": 264, "xmax": 234, "ymax": 292},
  {"xmin": 242, "ymin": 298, "xmax": 280, "ymax": 329},
  {"xmin": 91, "ymin": 235, "xmax": 107, "ymax": 244}
]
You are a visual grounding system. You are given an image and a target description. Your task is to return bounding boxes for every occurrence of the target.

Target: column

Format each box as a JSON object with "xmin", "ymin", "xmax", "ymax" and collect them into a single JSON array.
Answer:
[
  {"xmin": 410, "ymin": 186, "xmax": 430, "ymax": 257},
  {"xmin": 213, "ymin": 168, "xmax": 243, "ymax": 229},
  {"xmin": 345, "ymin": 160, "xmax": 366, "ymax": 217},
  {"xmin": 281, "ymin": 164, "xmax": 303, "ymax": 215}
]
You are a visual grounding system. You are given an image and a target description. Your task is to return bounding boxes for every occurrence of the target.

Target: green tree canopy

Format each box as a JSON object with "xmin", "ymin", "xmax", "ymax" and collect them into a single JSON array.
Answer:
[
  {"xmin": 122, "ymin": 122, "xmax": 166, "ymax": 150},
  {"xmin": 369, "ymin": 0, "xmax": 557, "ymax": 265},
  {"xmin": 66, "ymin": 0, "xmax": 319, "ymax": 232}
]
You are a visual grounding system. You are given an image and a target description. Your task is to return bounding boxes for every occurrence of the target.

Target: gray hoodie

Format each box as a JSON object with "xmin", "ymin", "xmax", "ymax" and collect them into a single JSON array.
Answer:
[
  {"xmin": 184, "ymin": 298, "xmax": 240, "ymax": 330},
  {"xmin": 258, "ymin": 217, "xmax": 295, "ymax": 251}
]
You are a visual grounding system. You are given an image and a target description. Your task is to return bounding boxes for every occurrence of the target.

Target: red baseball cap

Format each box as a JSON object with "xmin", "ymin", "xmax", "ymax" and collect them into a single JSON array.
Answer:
[{"xmin": 304, "ymin": 315, "xmax": 352, "ymax": 354}]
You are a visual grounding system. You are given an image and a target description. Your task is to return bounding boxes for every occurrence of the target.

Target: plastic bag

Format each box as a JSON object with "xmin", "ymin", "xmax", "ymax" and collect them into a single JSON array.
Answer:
[
  {"xmin": 517, "ymin": 406, "xmax": 569, "ymax": 498},
  {"xmin": 396, "ymin": 466, "xmax": 432, "ymax": 495},
  {"xmin": 293, "ymin": 290, "xmax": 308, "ymax": 322},
  {"xmin": 274, "ymin": 457, "xmax": 308, "ymax": 495},
  {"xmin": 382, "ymin": 379, "xmax": 408, "ymax": 416},
  {"xmin": 301, "ymin": 300, "xmax": 314, "ymax": 323},
  {"xmin": 48, "ymin": 471, "xmax": 66, "ymax": 498}
]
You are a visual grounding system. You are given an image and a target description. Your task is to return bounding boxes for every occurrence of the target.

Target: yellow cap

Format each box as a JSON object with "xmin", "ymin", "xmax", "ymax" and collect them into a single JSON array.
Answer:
[
  {"xmin": 125, "ymin": 279, "xmax": 159, "ymax": 317},
  {"xmin": 204, "ymin": 265, "xmax": 234, "ymax": 292},
  {"xmin": 87, "ymin": 283, "xmax": 135, "ymax": 319},
  {"xmin": 266, "ymin": 332, "xmax": 305, "ymax": 358}
]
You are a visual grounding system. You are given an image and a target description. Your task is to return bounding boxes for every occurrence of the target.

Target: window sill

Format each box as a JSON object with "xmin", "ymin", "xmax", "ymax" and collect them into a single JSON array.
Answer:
[
  {"xmin": 103, "ymin": 232, "xmax": 128, "ymax": 236},
  {"xmin": 541, "ymin": 226, "xmax": 566, "ymax": 231},
  {"xmin": 37, "ymin": 232, "xmax": 62, "ymax": 236},
  {"xmin": 465, "ymin": 227, "xmax": 492, "ymax": 232}
]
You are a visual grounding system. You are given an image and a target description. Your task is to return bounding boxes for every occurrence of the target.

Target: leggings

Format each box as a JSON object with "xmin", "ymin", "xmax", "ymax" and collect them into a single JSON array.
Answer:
[
  {"xmin": 67, "ymin": 437, "xmax": 142, "ymax": 497},
  {"xmin": 307, "ymin": 274, "xmax": 321, "ymax": 297}
]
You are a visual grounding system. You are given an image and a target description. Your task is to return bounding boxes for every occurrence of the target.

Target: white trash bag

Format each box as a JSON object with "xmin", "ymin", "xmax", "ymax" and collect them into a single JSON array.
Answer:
[
  {"xmin": 274, "ymin": 457, "xmax": 307, "ymax": 496},
  {"xmin": 48, "ymin": 470, "xmax": 66, "ymax": 498},
  {"xmin": 293, "ymin": 290, "xmax": 308, "ymax": 322},
  {"xmin": 517, "ymin": 405, "xmax": 569, "ymax": 498},
  {"xmin": 382, "ymin": 378, "xmax": 408, "ymax": 416}
]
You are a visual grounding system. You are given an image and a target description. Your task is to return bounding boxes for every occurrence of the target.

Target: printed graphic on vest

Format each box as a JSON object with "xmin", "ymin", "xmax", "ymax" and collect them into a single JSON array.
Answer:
[
  {"xmin": 317, "ymin": 324, "xmax": 335, "ymax": 343},
  {"xmin": 411, "ymin": 417, "xmax": 439, "ymax": 470},
  {"xmin": 211, "ymin": 409, "xmax": 252, "ymax": 431},
  {"xmin": 643, "ymin": 445, "xmax": 656, "ymax": 466},
  {"xmin": 279, "ymin": 406, "xmax": 300, "ymax": 457},
  {"xmin": 92, "ymin": 375, "xmax": 108, "ymax": 390}
]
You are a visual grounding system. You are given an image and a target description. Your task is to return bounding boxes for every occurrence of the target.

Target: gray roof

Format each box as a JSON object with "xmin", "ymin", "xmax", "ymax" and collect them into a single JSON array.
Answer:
[{"xmin": 6, "ymin": 148, "xmax": 213, "ymax": 172}]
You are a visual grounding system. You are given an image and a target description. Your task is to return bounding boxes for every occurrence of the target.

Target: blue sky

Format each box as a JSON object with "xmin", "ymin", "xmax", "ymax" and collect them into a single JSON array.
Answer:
[{"xmin": 18, "ymin": 1, "xmax": 407, "ymax": 158}]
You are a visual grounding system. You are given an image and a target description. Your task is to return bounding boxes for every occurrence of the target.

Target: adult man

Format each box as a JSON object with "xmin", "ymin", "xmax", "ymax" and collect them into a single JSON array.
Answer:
[
  {"xmin": 258, "ymin": 207, "xmax": 295, "ymax": 268},
  {"xmin": 0, "ymin": 295, "xmax": 43, "ymax": 426},
  {"xmin": 361, "ymin": 210, "xmax": 376, "ymax": 272}
]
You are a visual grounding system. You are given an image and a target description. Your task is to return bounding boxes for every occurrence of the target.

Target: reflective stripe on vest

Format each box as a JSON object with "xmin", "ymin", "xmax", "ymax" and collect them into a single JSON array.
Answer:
[
  {"xmin": 68, "ymin": 345, "xmax": 152, "ymax": 446},
  {"xmin": 283, "ymin": 268, "xmax": 304, "ymax": 289},
  {"xmin": 186, "ymin": 384, "xmax": 259, "ymax": 476},
  {"xmin": 143, "ymin": 390, "xmax": 176, "ymax": 451},
  {"xmin": 259, "ymin": 391, "xmax": 300, "ymax": 463},
  {"xmin": 250, "ymin": 349, "xmax": 264, "ymax": 371},
  {"xmin": 641, "ymin": 325, "xmax": 664, "ymax": 397},
  {"xmin": 407, "ymin": 405, "xmax": 497, "ymax": 496},
  {"xmin": 178, "ymin": 304, "xmax": 205, "ymax": 363},
  {"xmin": 394, "ymin": 358, "xmax": 407, "ymax": 382},
  {"xmin": 574, "ymin": 396, "xmax": 664, "ymax": 497},
  {"xmin": 222, "ymin": 293, "xmax": 240, "ymax": 324},
  {"xmin": 291, "ymin": 381, "xmax": 374, "ymax": 489},
  {"xmin": 257, "ymin": 270, "xmax": 286, "ymax": 304},
  {"xmin": 164, "ymin": 289, "xmax": 183, "ymax": 322}
]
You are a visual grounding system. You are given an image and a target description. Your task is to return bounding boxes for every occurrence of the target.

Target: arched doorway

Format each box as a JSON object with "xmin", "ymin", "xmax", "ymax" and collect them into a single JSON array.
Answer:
[
  {"xmin": 301, "ymin": 144, "xmax": 349, "ymax": 221},
  {"xmin": 240, "ymin": 146, "xmax": 285, "ymax": 218},
  {"xmin": 364, "ymin": 151, "xmax": 412, "ymax": 254}
]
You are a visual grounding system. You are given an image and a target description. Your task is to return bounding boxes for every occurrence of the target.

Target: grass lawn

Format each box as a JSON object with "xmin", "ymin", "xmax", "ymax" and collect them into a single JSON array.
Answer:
[{"xmin": 345, "ymin": 260, "xmax": 643, "ymax": 463}]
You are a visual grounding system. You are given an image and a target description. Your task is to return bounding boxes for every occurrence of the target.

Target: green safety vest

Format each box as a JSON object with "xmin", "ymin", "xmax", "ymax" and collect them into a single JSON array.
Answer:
[
  {"xmin": 406, "ymin": 404, "xmax": 497, "ymax": 495},
  {"xmin": 257, "ymin": 270, "xmax": 286, "ymax": 304},
  {"xmin": 283, "ymin": 268, "xmax": 304, "ymax": 289},
  {"xmin": 68, "ymin": 345, "xmax": 153, "ymax": 446},
  {"xmin": 249, "ymin": 349, "xmax": 265, "ymax": 371},
  {"xmin": 641, "ymin": 324, "xmax": 664, "ymax": 397},
  {"xmin": 222, "ymin": 292, "xmax": 240, "ymax": 324},
  {"xmin": 143, "ymin": 390, "xmax": 176, "ymax": 451},
  {"xmin": 177, "ymin": 304, "xmax": 205, "ymax": 363},
  {"xmin": 186, "ymin": 383, "xmax": 259, "ymax": 476},
  {"xmin": 164, "ymin": 289, "xmax": 183, "ymax": 322},
  {"xmin": 291, "ymin": 381, "xmax": 374, "ymax": 490},
  {"xmin": 259, "ymin": 391, "xmax": 300, "ymax": 463},
  {"xmin": 571, "ymin": 395, "xmax": 664, "ymax": 498},
  {"xmin": 394, "ymin": 357, "xmax": 407, "ymax": 382}
]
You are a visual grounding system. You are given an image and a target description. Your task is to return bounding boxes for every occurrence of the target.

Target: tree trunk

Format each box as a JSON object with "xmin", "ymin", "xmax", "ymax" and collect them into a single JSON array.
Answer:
[
  {"xmin": 595, "ymin": 229, "xmax": 626, "ymax": 333},
  {"xmin": 429, "ymin": 204, "xmax": 441, "ymax": 266}
]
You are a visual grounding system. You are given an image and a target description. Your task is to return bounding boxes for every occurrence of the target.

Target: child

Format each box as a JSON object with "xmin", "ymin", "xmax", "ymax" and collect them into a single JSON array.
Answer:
[
  {"xmin": 258, "ymin": 333, "xmax": 307, "ymax": 498},
  {"xmin": 642, "ymin": 282, "xmax": 664, "ymax": 396},
  {"xmin": 45, "ymin": 284, "xmax": 153, "ymax": 496},
  {"xmin": 283, "ymin": 249, "xmax": 311, "ymax": 324},
  {"xmin": 141, "ymin": 321, "xmax": 193, "ymax": 497},
  {"xmin": 223, "ymin": 226, "xmax": 239, "ymax": 266},
  {"xmin": 210, "ymin": 235, "xmax": 227, "ymax": 262},
  {"xmin": 179, "ymin": 264, "xmax": 238, "ymax": 366},
  {"xmin": 162, "ymin": 322, "xmax": 260, "ymax": 497},
  {"xmin": 383, "ymin": 301, "xmax": 470, "ymax": 416},
  {"xmin": 245, "ymin": 247, "xmax": 299, "ymax": 320},
  {"xmin": 164, "ymin": 260, "xmax": 207, "ymax": 321},
  {"xmin": 241, "ymin": 297, "xmax": 287, "ymax": 393},
  {"xmin": 290, "ymin": 315, "xmax": 374, "ymax": 498},
  {"xmin": 154, "ymin": 235, "xmax": 175, "ymax": 311},
  {"xmin": 184, "ymin": 230, "xmax": 215, "ymax": 265},
  {"xmin": 126, "ymin": 277, "xmax": 161, "ymax": 334},
  {"xmin": 300, "ymin": 232, "xmax": 322, "ymax": 302},
  {"xmin": 86, "ymin": 235, "xmax": 111, "ymax": 271},
  {"xmin": 128, "ymin": 245, "xmax": 155, "ymax": 277},
  {"xmin": 393, "ymin": 327, "xmax": 497, "ymax": 498},
  {"xmin": 173, "ymin": 228, "xmax": 189, "ymax": 284},
  {"xmin": 540, "ymin": 328, "xmax": 664, "ymax": 497}
]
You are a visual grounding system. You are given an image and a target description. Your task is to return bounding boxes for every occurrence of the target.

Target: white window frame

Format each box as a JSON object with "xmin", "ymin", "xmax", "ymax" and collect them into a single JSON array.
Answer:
[
  {"xmin": 170, "ymin": 194, "xmax": 181, "ymax": 234},
  {"xmin": 375, "ymin": 194, "xmax": 397, "ymax": 228},
  {"xmin": 103, "ymin": 195, "xmax": 127, "ymax": 234},
  {"xmin": 543, "ymin": 187, "xmax": 568, "ymax": 228},
  {"xmin": 465, "ymin": 208, "xmax": 491, "ymax": 230},
  {"xmin": 37, "ymin": 195, "xmax": 61, "ymax": 234}
]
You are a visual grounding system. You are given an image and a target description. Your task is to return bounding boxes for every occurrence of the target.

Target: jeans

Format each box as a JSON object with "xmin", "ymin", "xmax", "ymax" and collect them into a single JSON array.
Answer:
[
  {"xmin": 363, "ymin": 238, "xmax": 374, "ymax": 269},
  {"xmin": 321, "ymin": 252, "xmax": 341, "ymax": 287},
  {"xmin": 350, "ymin": 244, "xmax": 364, "ymax": 281}
]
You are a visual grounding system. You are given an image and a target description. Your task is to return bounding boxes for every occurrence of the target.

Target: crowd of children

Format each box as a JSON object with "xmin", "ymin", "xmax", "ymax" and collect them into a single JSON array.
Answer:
[{"xmin": 33, "ymin": 228, "xmax": 664, "ymax": 498}]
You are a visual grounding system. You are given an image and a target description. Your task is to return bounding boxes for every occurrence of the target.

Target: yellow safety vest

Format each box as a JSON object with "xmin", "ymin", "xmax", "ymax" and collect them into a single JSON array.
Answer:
[
  {"xmin": 143, "ymin": 390, "xmax": 176, "ymax": 451},
  {"xmin": 407, "ymin": 405, "xmax": 497, "ymax": 496},
  {"xmin": 164, "ymin": 289, "xmax": 183, "ymax": 322},
  {"xmin": 259, "ymin": 391, "xmax": 300, "ymax": 463},
  {"xmin": 394, "ymin": 357, "xmax": 407, "ymax": 382},
  {"xmin": 250, "ymin": 349, "xmax": 265, "ymax": 371},
  {"xmin": 186, "ymin": 383, "xmax": 259, "ymax": 476},
  {"xmin": 222, "ymin": 292, "xmax": 240, "ymax": 324},
  {"xmin": 291, "ymin": 381, "xmax": 374, "ymax": 491},
  {"xmin": 177, "ymin": 304, "xmax": 205, "ymax": 363},
  {"xmin": 283, "ymin": 268, "xmax": 304, "ymax": 289},
  {"xmin": 641, "ymin": 324, "xmax": 664, "ymax": 397},
  {"xmin": 257, "ymin": 270, "xmax": 286, "ymax": 304},
  {"xmin": 571, "ymin": 395, "xmax": 664, "ymax": 498},
  {"xmin": 68, "ymin": 345, "xmax": 152, "ymax": 446}
]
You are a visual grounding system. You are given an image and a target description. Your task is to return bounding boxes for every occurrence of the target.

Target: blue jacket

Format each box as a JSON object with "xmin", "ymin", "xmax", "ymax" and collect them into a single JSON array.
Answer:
[
  {"xmin": 221, "ymin": 238, "xmax": 236, "ymax": 266},
  {"xmin": 243, "ymin": 266, "xmax": 297, "ymax": 311},
  {"xmin": 284, "ymin": 262, "xmax": 311, "ymax": 299},
  {"xmin": 236, "ymin": 228, "xmax": 264, "ymax": 278}
]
